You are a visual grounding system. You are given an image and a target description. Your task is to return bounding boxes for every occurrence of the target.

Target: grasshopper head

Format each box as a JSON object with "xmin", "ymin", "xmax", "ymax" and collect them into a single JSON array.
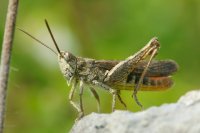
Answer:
[
  {"xmin": 58, "ymin": 51, "xmax": 77, "ymax": 85},
  {"xmin": 18, "ymin": 20, "xmax": 77, "ymax": 85}
]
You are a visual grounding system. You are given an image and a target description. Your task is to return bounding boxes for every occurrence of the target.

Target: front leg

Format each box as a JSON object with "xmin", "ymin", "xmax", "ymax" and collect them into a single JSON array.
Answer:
[
  {"xmin": 69, "ymin": 80, "xmax": 80, "ymax": 114},
  {"xmin": 68, "ymin": 80, "xmax": 84, "ymax": 121},
  {"xmin": 77, "ymin": 80, "xmax": 84, "ymax": 121}
]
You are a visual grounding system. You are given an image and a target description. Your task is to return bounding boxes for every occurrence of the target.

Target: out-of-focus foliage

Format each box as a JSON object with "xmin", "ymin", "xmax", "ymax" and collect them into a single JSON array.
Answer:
[{"xmin": 0, "ymin": 0, "xmax": 200, "ymax": 132}]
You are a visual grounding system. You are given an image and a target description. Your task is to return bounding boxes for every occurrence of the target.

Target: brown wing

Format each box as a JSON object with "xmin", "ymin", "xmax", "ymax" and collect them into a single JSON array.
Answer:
[
  {"xmin": 126, "ymin": 60, "xmax": 178, "ymax": 90},
  {"xmin": 94, "ymin": 59, "xmax": 178, "ymax": 77},
  {"xmin": 94, "ymin": 59, "xmax": 178, "ymax": 91}
]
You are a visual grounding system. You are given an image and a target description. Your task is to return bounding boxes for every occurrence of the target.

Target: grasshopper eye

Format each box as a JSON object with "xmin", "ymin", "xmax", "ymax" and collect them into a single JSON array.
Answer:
[
  {"xmin": 62, "ymin": 52, "xmax": 70, "ymax": 61},
  {"xmin": 59, "ymin": 51, "xmax": 69, "ymax": 60},
  {"xmin": 62, "ymin": 52, "xmax": 77, "ymax": 63}
]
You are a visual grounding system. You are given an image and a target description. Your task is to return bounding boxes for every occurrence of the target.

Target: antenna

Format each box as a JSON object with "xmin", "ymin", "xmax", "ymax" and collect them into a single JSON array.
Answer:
[
  {"xmin": 17, "ymin": 27, "xmax": 57, "ymax": 55},
  {"xmin": 44, "ymin": 19, "xmax": 62, "ymax": 56}
]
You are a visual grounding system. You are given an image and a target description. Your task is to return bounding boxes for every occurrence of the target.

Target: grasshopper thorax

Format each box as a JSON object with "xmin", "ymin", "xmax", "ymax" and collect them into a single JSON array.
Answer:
[{"xmin": 58, "ymin": 51, "xmax": 77, "ymax": 85}]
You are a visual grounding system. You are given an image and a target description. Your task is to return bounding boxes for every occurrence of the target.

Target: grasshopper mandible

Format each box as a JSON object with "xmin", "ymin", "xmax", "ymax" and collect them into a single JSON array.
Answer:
[{"xmin": 18, "ymin": 20, "xmax": 178, "ymax": 120}]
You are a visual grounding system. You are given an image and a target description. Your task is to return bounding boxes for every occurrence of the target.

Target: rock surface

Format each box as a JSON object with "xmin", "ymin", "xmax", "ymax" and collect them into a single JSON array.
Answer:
[{"xmin": 71, "ymin": 90, "xmax": 200, "ymax": 133}]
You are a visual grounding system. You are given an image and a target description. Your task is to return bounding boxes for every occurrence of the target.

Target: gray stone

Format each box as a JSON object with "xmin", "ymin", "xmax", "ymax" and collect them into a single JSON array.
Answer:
[{"xmin": 70, "ymin": 90, "xmax": 200, "ymax": 133}]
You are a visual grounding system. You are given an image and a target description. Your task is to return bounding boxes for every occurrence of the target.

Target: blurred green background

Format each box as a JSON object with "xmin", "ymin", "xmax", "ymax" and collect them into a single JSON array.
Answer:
[{"xmin": 0, "ymin": 0, "xmax": 200, "ymax": 132}]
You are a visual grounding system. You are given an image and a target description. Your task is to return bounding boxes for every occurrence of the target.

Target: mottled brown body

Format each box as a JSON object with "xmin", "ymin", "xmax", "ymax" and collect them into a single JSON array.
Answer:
[
  {"xmin": 18, "ymin": 20, "xmax": 178, "ymax": 121},
  {"xmin": 57, "ymin": 37, "xmax": 178, "ymax": 121},
  {"xmin": 75, "ymin": 59, "xmax": 177, "ymax": 90}
]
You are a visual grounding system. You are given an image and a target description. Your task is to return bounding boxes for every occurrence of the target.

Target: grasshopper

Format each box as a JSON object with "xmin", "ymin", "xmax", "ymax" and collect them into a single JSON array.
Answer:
[{"xmin": 18, "ymin": 20, "xmax": 178, "ymax": 120}]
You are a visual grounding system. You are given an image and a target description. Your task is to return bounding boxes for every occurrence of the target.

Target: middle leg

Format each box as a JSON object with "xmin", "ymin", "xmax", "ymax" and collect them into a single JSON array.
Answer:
[{"xmin": 89, "ymin": 87, "xmax": 100, "ymax": 113}]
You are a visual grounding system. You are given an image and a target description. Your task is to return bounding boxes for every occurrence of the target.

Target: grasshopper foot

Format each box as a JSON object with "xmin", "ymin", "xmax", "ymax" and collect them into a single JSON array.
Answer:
[{"xmin": 75, "ymin": 112, "xmax": 84, "ymax": 122}]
